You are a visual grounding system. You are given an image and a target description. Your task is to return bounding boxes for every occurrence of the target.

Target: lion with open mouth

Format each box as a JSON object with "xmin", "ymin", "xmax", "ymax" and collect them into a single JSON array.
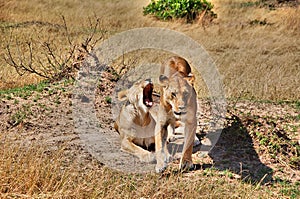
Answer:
[{"xmin": 114, "ymin": 79, "xmax": 156, "ymax": 163}]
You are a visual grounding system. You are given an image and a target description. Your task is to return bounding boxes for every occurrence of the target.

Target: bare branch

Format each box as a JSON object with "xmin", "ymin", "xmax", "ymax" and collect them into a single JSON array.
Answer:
[
  {"xmin": 61, "ymin": 15, "xmax": 73, "ymax": 47},
  {"xmin": 3, "ymin": 15, "xmax": 105, "ymax": 83},
  {"xmin": 82, "ymin": 15, "xmax": 103, "ymax": 53}
]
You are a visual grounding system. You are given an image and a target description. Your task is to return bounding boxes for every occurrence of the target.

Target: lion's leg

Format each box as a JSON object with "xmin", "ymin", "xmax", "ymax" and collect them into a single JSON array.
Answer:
[
  {"xmin": 179, "ymin": 121, "xmax": 196, "ymax": 171},
  {"xmin": 167, "ymin": 124, "xmax": 176, "ymax": 142},
  {"xmin": 176, "ymin": 125, "xmax": 201, "ymax": 146},
  {"xmin": 155, "ymin": 123, "xmax": 170, "ymax": 173},
  {"xmin": 121, "ymin": 137, "xmax": 155, "ymax": 163}
]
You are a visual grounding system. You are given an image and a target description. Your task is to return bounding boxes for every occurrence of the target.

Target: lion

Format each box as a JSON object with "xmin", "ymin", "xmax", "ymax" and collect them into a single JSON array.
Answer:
[
  {"xmin": 155, "ymin": 56, "xmax": 198, "ymax": 173},
  {"xmin": 114, "ymin": 79, "xmax": 156, "ymax": 163},
  {"xmin": 161, "ymin": 56, "xmax": 200, "ymax": 145},
  {"xmin": 160, "ymin": 56, "xmax": 195, "ymax": 84}
]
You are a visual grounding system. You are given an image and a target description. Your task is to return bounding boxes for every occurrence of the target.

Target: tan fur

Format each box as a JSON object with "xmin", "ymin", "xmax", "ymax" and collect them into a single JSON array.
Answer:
[
  {"xmin": 114, "ymin": 80, "xmax": 156, "ymax": 163},
  {"xmin": 160, "ymin": 56, "xmax": 195, "ymax": 85},
  {"xmin": 155, "ymin": 56, "xmax": 197, "ymax": 173},
  {"xmin": 161, "ymin": 56, "xmax": 199, "ymax": 144}
]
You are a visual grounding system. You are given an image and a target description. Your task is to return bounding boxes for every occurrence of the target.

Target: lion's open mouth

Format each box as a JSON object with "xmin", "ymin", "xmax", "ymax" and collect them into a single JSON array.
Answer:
[{"xmin": 143, "ymin": 82, "xmax": 153, "ymax": 107}]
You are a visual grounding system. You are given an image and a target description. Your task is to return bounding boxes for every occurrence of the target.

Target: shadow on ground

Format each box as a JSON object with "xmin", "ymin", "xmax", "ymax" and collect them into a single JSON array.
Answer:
[
  {"xmin": 160, "ymin": 113, "xmax": 274, "ymax": 184},
  {"xmin": 205, "ymin": 114, "xmax": 274, "ymax": 183}
]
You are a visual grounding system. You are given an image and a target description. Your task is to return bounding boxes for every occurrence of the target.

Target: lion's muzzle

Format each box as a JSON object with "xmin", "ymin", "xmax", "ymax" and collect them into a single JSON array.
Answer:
[{"xmin": 173, "ymin": 111, "xmax": 187, "ymax": 116}]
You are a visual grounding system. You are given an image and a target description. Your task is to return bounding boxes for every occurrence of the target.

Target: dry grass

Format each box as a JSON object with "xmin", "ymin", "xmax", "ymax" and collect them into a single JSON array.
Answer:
[
  {"xmin": 1, "ymin": 136, "xmax": 295, "ymax": 199},
  {"xmin": 1, "ymin": 0, "xmax": 299, "ymax": 100}
]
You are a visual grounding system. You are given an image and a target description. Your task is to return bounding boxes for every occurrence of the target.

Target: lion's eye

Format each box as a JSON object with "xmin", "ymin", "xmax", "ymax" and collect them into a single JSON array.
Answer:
[{"xmin": 171, "ymin": 92, "xmax": 176, "ymax": 98}]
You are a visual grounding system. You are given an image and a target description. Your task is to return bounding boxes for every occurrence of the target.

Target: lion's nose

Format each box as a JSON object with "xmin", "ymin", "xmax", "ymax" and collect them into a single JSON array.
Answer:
[{"xmin": 178, "ymin": 106, "xmax": 185, "ymax": 111}]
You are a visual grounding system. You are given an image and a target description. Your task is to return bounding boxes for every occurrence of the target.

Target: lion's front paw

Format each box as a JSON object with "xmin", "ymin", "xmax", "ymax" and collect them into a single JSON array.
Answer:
[
  {"xmin": 155, "ymin": 153, "xmax": 170, "ymax": 173},
  {"xmin": 155, "ymin": 163, "xmax": 167, "ymax": 173},
  {"xmin": 139, "ymin": 152, "xmax": 156, "ymax": 163},
  {"xmin": 179, "ymin": 160, "xmax": 195, "ymax": 171}
]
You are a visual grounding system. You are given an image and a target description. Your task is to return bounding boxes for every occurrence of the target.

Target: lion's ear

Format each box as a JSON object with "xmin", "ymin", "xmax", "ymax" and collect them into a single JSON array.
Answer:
[
  {"xmin": 118, "ymin": 90, "xmax": 128, "ymax": 101},
  {"xmin": 185, "ymin": 73, "xmax": 195, "ymax": 86},
  {"xmin": 159, "ymin": 75, "xmax": 169, "ymax": 87}
]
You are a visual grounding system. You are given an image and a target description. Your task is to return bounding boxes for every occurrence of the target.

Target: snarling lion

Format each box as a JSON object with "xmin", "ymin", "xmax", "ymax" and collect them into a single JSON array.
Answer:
[
  {"xmin": 155, "ymin": 56, "xmax": 198, "ymax": 173},
  {"xmin": 114, "ymin": 79, "xmax": 156, "ymax": 163}
]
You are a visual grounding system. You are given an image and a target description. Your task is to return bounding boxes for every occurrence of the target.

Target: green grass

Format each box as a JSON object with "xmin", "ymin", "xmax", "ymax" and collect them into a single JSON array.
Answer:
[
  {"xmin": 9, "ymin": 109, "xmax": 27, "ymax": 126},
  {"xmin": 293, "ymin": 101, "xmax": 300, "ymax": 110},
  {"xmin": 8, "ymin": 103, "xmax": 32, "ymax": 126},
  {"xmin": 105, "ymin": 96, "xmax": 112, "ymax": 104},
  {"xmin": 275, "ymin": 179, "xmax": 300, "ymax": 199},
  {"xmin": 0, "ymin": 81, "xmax": 50, "ymax": 99},
  {"xmin": 0, "ymin": 79, "xmax": 74, "ymax": 99}
]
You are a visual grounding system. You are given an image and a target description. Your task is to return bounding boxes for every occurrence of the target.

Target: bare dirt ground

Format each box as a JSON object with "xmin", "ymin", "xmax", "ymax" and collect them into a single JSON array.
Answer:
[{"xmin": 1, "ymin": 70, "xmax": 299, "ymax": 184}]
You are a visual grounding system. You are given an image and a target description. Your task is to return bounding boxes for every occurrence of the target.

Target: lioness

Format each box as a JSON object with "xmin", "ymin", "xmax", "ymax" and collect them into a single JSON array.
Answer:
[
  {"xmin": 160, "ymin": 56, "xmax": 195, "ymax": 84},
  {"xmin": 155, "ymin": 56, "xmax": 197, "ymax": 173},
  {"xmin": 114, "ymin": 79, "xmax": 156, "ymax": 163},
  {"xmin": 161, "ymin": 56, "xmax": 199, "ymax": 144}
]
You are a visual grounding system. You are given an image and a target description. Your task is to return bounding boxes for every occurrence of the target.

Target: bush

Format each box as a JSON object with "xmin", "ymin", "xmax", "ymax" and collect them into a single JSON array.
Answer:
[{"xmin": 143, "ymin": 0, "xmax": 217, "ymax": 23}]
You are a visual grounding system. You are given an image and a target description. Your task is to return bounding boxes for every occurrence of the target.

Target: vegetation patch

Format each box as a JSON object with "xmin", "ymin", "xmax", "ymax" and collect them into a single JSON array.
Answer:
[
  {"xmin": 229, "ymin": 101, "xmax": 300, "ymax": 172},
  {"xmin": 143, "ymin": 0, "xmax": 217, "ymax": 23},
  {"xmin": 0, "ymin": 81, "xmax": 49, "ymax": 98}
]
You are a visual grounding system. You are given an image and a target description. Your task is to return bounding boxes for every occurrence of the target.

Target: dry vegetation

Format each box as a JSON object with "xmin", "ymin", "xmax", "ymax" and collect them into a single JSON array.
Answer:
[
  {"xmin": 0, "ymin": 0, "xmax": 299, "ymax": 198},
  {"xmin": 0, "ymin": 139, "xmax": 288, "ymax": 198},
  {"xmin": 1, "ymin": 0, "xmax": 299, "ymax": 100}
]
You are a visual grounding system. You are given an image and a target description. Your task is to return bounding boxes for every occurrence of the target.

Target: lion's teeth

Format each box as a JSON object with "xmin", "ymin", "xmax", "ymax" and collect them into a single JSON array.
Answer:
[{"xmin": 145, "ymin": 101, "xmax": 153, "ymax": 107}]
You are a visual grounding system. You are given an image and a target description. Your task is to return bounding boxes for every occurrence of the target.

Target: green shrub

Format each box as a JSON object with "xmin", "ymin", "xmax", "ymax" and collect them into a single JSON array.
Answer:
[{"xmin": 143, "ymin": 0, "xmax": 217, "ymax": 23}]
